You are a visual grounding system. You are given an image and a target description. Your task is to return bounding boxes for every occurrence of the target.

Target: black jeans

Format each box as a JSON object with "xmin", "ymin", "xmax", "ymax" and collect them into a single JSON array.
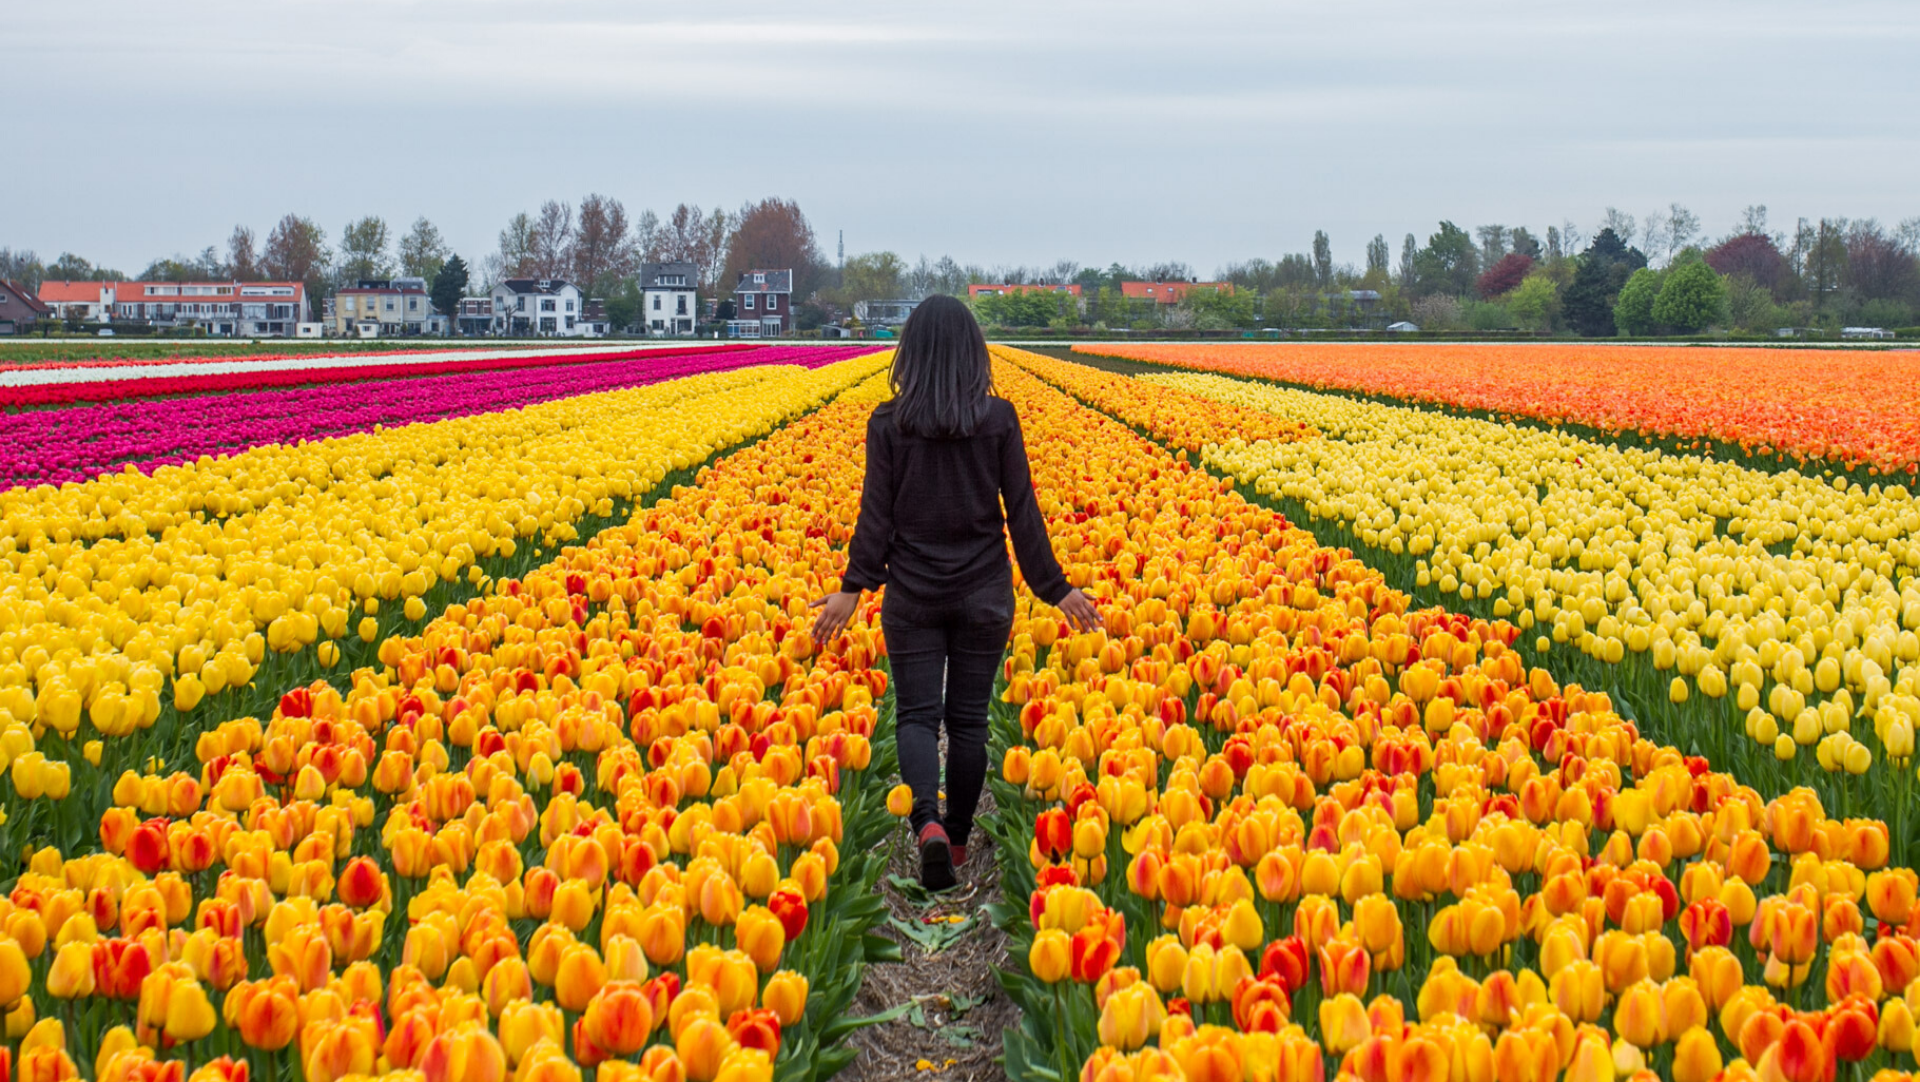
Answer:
[{"xmin": 882, "ymin": 579, "xmax": 1014, "ymax": 848}]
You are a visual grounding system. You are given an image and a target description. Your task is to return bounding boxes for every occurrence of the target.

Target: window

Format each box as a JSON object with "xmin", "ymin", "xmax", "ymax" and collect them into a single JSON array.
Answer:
[
  {"xmin": 516, "ymin": 296, "xmax": 527, "ymax": 312},
  {"xmin": 541, "ymin": 299, "xmax": 556, "ymax": 312},
  {"xmin": 385, "ymin": 298, "xmax": 395, "ymax": 311},
  {"xmin": 753, "ymin": 273, "xmax": 764, "ymax": 284},
  {"xmin": 408, "ymin": 297, "xmax": 418, "ymax": 311},
  {"xmin": 743, "ymin": 294, "xmax": 755, "ymax": 310},
  {"xmin": 766, "ymin": 295, "xmax": 778, "ymax": 310},
  {"xmin": 565, "ymin": 299, "xmax": 574, "ymax": 312},
  {"xmin": 567, "ymin": 317, "xmax": 576, "ymax": 329},
  {"xmin": 652, "ymin": 295, "xmax": 661, "ymax": 310},
  {"xmin": 676, "ymin": 295, "xmax": 687, "ymax": 315}
]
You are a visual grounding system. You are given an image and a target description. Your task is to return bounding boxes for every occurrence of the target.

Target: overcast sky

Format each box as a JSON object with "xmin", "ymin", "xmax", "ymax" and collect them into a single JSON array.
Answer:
[{"xmin": 8, "ymin": 0, "xmax": 1918, "ymax": 277}]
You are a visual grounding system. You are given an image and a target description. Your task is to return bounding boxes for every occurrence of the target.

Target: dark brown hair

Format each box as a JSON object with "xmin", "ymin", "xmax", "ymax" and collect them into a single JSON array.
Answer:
[{"xmin": 887, "ymin": 294, "xmax": 993, "ymax": 438}]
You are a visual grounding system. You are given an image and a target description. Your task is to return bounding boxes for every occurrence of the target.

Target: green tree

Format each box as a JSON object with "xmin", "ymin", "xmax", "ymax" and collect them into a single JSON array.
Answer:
[
  {"xmin": 604, "ymin": 276, "xmax": 643, "ymax": 332},
  {"xmin": 430, "ymin": 254, "xmax": 469, "ymax": 317},
  {"xmin": 1412, "ymin": 222, "xmax": 1479, "ymax": 297},
  {"xmin": 838, "ymin": 251, "xmax": 906, "ymax": 304},
  {"xmin": 1725, "ymin": 274, "xmax": 1785, "ymax": 332},
  {"xmin": 1180, "ymin": 286, "xmax": 1255, "ymax": 329},
  {"xmin": 1505, "ymin": 272, "xmax": 1561, "ymax": 332},
  {"xmin": 338, "ymin": 216, "xmax": 393, "ymax": 282},
  {"xmin": 1650, "ymin": 259, "xmax": 1727, "ymax": 332},
  {"xmin": 399, "ymin": 218, "xmax": 450, "ymax": 281},
  {"xmin": 1612, "ymin": 268, "xmax": 1662, "ymax": 336}
]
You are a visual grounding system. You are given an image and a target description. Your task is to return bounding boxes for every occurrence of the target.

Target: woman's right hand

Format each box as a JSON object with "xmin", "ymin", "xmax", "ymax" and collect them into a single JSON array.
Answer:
[
  {"xmin": 808, "ymin": 591, "xmax": 860, "ymax": 644},
  {"xmin": 1057, "ymin": 588, "xmax": 1102, "ymax": 633}
]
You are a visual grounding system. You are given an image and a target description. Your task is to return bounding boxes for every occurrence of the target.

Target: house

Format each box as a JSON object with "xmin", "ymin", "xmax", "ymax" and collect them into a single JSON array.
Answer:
[
  {"xmin": 331, "ymin": 278, "xmax": 434, "ymax": 337},
  {"xmin": 0, "ymin": 280, "xmax": 52, "ymax": 334},
  {"xmin": 490, "ymin": 279, "xmax": 587, "ymax": 336},
  {"xmin": 966, "ymin": 283, "xmax": 1083, "ymax": 298},
  {"xmin": 38, "ymin": 280, "xmax": 115, "ymax": 322},
  {"xmin": 639, "ymin": 262, "xmax": 698, "ymax": 336},
  {"xmin": 456, "ymin": 297, "xmax": 494, "ymax": 336},
  {"xmin": 580, "ymin": 299, "xmax": 611, "ymax": 338},
  {"xmin": 729, "ymin": 269, "xmax": 792, "ymax": 337},
  {"xmin": 1119, "ymin": 280, "xmax": 1233, "ymax": 305},
  {"xmin": 106, "ymin": 280, "xmax": 306, "ymax": 336},
  {"xmin": 1841, "ymin": 326, "xmax": 1894, "ymax": 340},
  {"xmin": 852, "ymin": 298, "xmax": 921, "ymax": 328}
]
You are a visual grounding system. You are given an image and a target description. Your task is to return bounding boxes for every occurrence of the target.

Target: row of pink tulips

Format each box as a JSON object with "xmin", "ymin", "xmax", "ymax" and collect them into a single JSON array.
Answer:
[{"xmin": 3, "ymin": 346, "xmax": 874, "ymax": 489}]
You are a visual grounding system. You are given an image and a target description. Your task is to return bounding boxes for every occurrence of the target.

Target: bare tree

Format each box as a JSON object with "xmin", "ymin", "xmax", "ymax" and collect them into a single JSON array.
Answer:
[
  {"xmin": 1738, "ymin": 205, "xmax": 1770, "ymax": 237},
  {"xmin": 1664, "ymin": 203, "xmax": 1701, "ymax": 259},
  {"xmin": 1049, "ymin": 259, "xmax": 1081, "ymax": 285},
  {"xmin": 1600, "ymin": 208, "xmax": 1637, "ymax": 249},
  {"xmin": 261, "ymin": 214, "xmax": 330, "ymax": 318},
  {"xmin": 227, "ymin": 226, "xmax": 259, "ymax": 280},
  {"xmin": 1640, "ymin": 208, "xmax": 1668, "ymax": 264},
  {"xmin": 1475, "ymin": 225, "xmax": 1508, "ymax": 267},
  {"xmin": 1895, "ymin": 217, "xmax": 1920, "ymax": 256},
  {"xmin": 1560, "ymin": 219, "xmax": 1587, "ymax": 255},
  {"xmin": 531, "ymin": 200, "xmax": 574, "ymax": 279},
  {"xmin": 496, "ymin": 213, "xmax": 538, "ymax": 279},
  {"xmin": 635, "ymin": 209, "xmax": 663, "ymax": 262},
  {"xmin": 571, "ymin": 194, "xmax": 636, "ymax": 298}
]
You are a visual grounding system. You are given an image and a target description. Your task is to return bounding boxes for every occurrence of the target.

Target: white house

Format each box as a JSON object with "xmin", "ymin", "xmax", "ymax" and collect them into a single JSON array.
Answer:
[
  {"xmin": 639, "ymin": 262, "xmax": 697, "ymax": 336},
  {"xmin": 491, "ymin": 278, "xmax": 587, "ymax": 336}
]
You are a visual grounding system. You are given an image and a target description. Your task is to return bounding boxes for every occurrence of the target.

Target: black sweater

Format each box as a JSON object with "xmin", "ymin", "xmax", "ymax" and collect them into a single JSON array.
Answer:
[{"xmin": 841, "ymin": 397, "xmax": 1072, "ymax": 605}]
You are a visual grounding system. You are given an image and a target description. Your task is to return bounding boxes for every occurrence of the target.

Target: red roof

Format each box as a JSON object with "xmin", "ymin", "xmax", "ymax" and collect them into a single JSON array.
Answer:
[
  {"xmin": 38, "ymin": 280, "xmax": 111, "ymax": 304},
  {"xmin": 1119, "ymin": 281, "xmax": 1232, "ymax": 303},
  {"xmin": 1, "ymin": 281, "xmax": 52, "ymax": 316}
]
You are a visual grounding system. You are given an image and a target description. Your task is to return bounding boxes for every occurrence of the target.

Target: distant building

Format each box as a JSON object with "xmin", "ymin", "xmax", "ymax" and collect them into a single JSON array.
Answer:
[
  {"xmin": 853, "ymin": 298, "xmax": 921, "ymax": 327},
  {"xmin": 38, "ymin": 281, "xmax": 115, "ymax": 322},
  {"xmin": 490, "ymin": 278, "xmax": 587, "ymax": 336},
  {"xmin": 331, "ymin": 278, "xmax": 434, "ymax": 337},
  {"xmin": 0, "ymin": 280, "xmax": 52, "ymax": 334},
  {"xmin": 456, "ymin": 297, "xmax": 494, "ymax": 336},
  {"xmin": 1841, "ymin": 326, "xmax": 1894, "ymax": 340},
  {"xmin": 730, "ymin": 269, "xmax": 792, "ymax": 337},
  {"xmin": 1119, "ymin": 281, "xmax": 1233, "ymax": 305},
  {"xmin": 639, "ymin": 262, "xmax": 698, "ymax": 336},
  {"xmin": 105, "ymin": 280, "xmax": 306, "ymax": 336},
  {"xmin": 966, "ymin": 283, "xmax": 1083, "ymax": 298},
  {"xmin": 1386, "ymin": 321, "xmax": 1419, "ymax": 333},
  {"xmin": 580, "ymin": 299, "xmax": 611, "ymax": 338}
]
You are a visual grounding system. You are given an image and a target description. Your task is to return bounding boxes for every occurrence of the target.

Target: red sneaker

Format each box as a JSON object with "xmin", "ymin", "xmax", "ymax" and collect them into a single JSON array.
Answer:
[
  {"xmin": 917, "ymin": 823, "xmax": 955, "ymax": 891},
  {"xmin": 951, "ymin": 844, "xmax": 968, "ymax": 869}
]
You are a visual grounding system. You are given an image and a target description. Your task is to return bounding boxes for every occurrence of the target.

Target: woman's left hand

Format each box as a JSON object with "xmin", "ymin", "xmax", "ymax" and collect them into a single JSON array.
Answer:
[{"xmin": 808, "ymin": 591, "xmax": 860, "ymax": 644}]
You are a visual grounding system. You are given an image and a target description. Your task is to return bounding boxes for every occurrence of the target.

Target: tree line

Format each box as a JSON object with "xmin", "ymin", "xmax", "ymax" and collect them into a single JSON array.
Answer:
[{"xmin": 6, "ymin": 201, "xmax": 1915, "ymax": 334}]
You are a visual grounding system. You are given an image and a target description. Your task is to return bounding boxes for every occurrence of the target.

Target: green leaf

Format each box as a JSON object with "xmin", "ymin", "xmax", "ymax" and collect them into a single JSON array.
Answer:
[
  {"xmin": 861, "ymin": 930, "xmax": 904, "ymax": 964},
  {"xmin": 816, "ymin": 1000, "xmax": 913, "ymax": 1044}
]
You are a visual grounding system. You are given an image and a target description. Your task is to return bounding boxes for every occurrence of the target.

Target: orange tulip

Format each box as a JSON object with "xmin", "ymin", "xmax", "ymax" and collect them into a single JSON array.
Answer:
[{"xmin": 419, "ymin": 1026, "xmax": 507, "ymax": 1082}]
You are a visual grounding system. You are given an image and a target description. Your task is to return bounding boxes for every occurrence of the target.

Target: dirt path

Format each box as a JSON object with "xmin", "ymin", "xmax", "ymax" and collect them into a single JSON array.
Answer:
[{"xmin": 838, "ymin": 785, "xmax": 1018, "ymax": 1082}]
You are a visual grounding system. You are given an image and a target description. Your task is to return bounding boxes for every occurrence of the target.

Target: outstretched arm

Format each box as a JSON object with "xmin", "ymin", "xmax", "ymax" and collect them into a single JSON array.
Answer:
[
  {"xmin": 1002, "ymin": 412, "xmax": 1101, "ymax": 631},
  {"xmin": 813, "ymin": 412, "xmax": 893, "ymax": 641}
]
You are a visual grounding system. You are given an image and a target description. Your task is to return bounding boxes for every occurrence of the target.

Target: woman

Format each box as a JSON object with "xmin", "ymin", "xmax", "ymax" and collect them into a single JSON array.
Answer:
[{"xmin": 810, "ymin": 295, "xmax": 1100, "ymax": 890}]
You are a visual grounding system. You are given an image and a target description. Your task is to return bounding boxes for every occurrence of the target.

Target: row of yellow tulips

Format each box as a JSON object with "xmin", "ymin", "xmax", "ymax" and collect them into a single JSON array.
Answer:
[{"xmin": 977, "ymin": 348, "xmax": 1920, "ymax": 1082}]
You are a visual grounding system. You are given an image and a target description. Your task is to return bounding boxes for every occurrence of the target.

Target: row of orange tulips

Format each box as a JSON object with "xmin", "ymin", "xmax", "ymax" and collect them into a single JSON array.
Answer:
[{"xmin": 1069, "ymin": 343, "xmax": 1920, "ymax": 477}]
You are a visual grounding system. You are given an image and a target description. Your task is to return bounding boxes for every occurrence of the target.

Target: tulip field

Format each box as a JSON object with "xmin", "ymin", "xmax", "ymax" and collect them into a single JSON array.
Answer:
[{"xmin": 4, "ymin": 340, "xmax": 1920, "ymax": 1082}]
